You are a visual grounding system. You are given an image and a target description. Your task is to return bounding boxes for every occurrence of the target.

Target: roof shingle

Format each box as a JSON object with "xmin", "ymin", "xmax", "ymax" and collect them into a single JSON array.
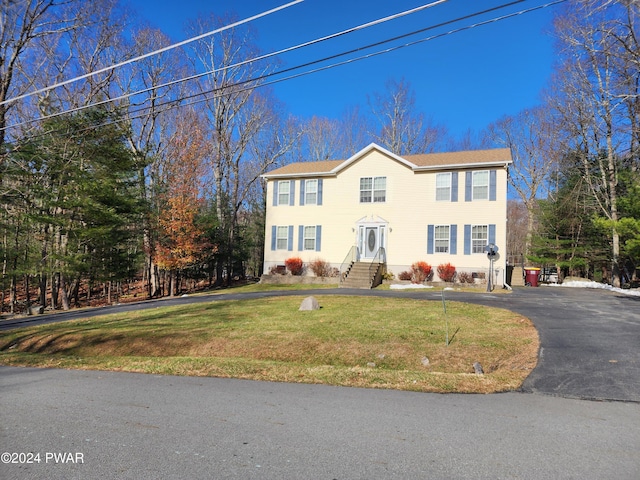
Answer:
[{"xmin": 262, "ymin": 146, "xmax": 512, "ymax": 178}]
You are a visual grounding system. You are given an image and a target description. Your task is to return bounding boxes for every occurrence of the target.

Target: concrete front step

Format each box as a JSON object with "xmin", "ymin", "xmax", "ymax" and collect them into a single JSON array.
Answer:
[{"xmin": 340, "ymin": 262, "xmax": 382, "ymax": 289}]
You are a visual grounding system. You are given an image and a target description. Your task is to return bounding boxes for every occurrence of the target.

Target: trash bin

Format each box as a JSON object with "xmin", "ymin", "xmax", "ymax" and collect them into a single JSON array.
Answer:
[{"xmin": 524, "ymin": 267, "xmax": 541, "ymax": 287}]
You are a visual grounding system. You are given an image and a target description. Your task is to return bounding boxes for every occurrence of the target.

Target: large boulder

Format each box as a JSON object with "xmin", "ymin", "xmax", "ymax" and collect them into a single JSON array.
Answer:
[{"xmin": 299, "ymin": 296, "xmax": 320, "ymax": 311}]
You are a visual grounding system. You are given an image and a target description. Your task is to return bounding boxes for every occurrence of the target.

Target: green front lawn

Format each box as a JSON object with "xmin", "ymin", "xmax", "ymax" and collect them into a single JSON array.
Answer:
[{"xmin": 0, "ymin": 295, "xmax": 538, "ymax": 393}]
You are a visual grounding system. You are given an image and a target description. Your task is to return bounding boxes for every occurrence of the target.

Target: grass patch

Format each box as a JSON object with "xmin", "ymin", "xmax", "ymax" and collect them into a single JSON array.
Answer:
[{"xmin": 0, "ymin": 296, "xmax": 538, "ymax": 393}]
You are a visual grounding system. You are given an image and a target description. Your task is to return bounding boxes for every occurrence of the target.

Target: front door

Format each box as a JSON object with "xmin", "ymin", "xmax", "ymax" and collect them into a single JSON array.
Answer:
[{"xmin": 358, "ymin": 224, "xmax": 386, "ymax": 259}]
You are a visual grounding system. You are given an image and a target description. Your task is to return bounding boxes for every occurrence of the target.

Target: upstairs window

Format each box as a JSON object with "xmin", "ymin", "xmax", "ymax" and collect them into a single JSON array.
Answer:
[
  {"xmin": 436, "ymin": 173, "xmax": 451, "ymax": 201},
  {"xmin": 472, "ymin": 171, "xmax": 489, "ymax": 200},
  {"xmin": 305, "ymin": 179, "xmax": 317, "ymax": 205},
  {"xmin": 360, "ymin": 176, "xmax": 386, "ymax": 203},
  {"xmin": 278, "ymin": 180, "xmax": 291, "ymax": 205}
]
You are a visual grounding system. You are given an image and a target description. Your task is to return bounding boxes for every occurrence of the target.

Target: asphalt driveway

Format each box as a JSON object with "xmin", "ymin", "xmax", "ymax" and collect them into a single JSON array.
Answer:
[{"xmin": 1, "ymin": 285, "xmax": 639, "ymax": 402}]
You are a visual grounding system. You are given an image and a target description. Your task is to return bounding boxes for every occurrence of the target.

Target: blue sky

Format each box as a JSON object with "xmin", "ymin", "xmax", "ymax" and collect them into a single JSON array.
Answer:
[{"xmin": 130, "ymin": 0, "xmax": 562, "ymax": 140}]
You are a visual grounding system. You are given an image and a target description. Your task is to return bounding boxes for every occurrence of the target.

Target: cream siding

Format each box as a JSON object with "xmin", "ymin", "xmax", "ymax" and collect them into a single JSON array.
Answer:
[{"xmin": 263, "ymin": 145, "xmax": 510, "ymax": 284}]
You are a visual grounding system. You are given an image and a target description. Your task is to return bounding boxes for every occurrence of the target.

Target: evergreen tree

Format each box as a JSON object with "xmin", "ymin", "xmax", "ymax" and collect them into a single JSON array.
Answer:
[{"xmin": 7, "ymin": 107, "xmax": 144, "ymax": 310}]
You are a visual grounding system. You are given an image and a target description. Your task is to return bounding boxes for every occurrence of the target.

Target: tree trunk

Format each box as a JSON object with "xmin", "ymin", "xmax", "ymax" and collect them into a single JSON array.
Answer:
[
  {"xmin": 25, "ymin": 275, "xmax": 31, "ymax": 313},
  {"xmin": 71, "ymin": 278, "xmax": 81, "ymax": 307},
  {"xmin": 170, "ymin": 269, "xmax": 177, "ymax": 296},
  {"xmin": 9, "ymin": 275, "xmax": 16, "ymax": 314},
  {"xmin": 51, "ymin": 273, "xmax": 59, "ymax": 310},
  {"xmin": 39, "ymin": 274, "xmax": 47, "ymax": 309},
  {"xmin": 59, "ymin": 272, "xmax": 71, "ymax": 311}
]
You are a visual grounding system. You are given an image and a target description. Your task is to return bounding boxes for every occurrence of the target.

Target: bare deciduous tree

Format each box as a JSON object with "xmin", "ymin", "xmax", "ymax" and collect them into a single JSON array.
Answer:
[
  {"xmin": 368, "ymin": 77, "xmax": 447, "ymax": 155},
  {"xmin": 0, "ymin": 0, "xmax": 83, "ymax": 149},
  {"xmin": 187, "ymin": 14, "xmax": 288, "ymax": 283},
  {"xmin": 486, "ymin": 106, "xmax": 559, "ymax": 258},
  {"xmin": 549, "ymin": 0, "xmax": 639, "ymax": 286}
]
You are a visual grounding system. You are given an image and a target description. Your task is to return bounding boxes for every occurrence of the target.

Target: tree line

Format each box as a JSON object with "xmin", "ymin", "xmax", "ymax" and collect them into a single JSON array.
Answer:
[
  {"xmin": 489, "ymin": 0, "xmax": 639, "ymax": 287},
  {"xmin": 0, "ymin": 0, "xmax": 638, "ymax": 314}
]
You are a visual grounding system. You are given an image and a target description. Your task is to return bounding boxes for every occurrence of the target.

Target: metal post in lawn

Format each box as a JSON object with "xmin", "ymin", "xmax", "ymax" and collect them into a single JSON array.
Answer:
[
  {"xmin": 442, "ymin": 288, "xmax": 449, "ymax": 346},
  {"xmin": 484, "ymin": 244, "xmax": 498, "ymax": 293}
]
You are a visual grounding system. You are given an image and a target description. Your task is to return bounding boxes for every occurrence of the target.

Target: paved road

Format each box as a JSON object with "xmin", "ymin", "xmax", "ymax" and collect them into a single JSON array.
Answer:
[
  {"xmin": 1, "ymin": 366, "xmax": 639, "ymax": 480},
  {"xmin": 1, "ymin": 286, "xmax": 639, "ymax": 479}
]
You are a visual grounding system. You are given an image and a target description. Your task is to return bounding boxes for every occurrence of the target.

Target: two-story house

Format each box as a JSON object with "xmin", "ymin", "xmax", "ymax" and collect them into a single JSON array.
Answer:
[{"xmin": 262, "ymin": 143, "xmax": 512, "ymax": 287}]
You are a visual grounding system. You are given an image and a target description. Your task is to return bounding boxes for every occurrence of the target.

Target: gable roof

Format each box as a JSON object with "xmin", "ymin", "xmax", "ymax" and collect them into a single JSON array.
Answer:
[
  {"xmin": 262, "ymin": 143, "xmax": 512, "ymax": 179},
  {"xmin": 406, "ymin": 148, "xmax": 512, "ymax": 170}
]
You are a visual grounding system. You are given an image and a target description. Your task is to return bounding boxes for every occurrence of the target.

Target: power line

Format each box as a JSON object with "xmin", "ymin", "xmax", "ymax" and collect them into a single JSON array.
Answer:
[
  {"xmin": 0, "ymin": 0, "xmax": 304, "ymax": 108},
  {"xmin": 2, "ymin": 0, "xmax": 449, "ymax": 133},
  {"xmin": 5, "ymin": 1, "xmax": 566, "ymax": 143},
  {"xmin": 164, "ymin": 0, "xmax": 568, "ymax": 115},
  {"xmin": 111, "ymin": 1, "xmax": 566, "ymax": 121}
]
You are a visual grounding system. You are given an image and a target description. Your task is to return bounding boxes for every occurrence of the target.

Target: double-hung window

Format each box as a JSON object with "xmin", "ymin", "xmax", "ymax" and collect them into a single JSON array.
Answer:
[
  {"xmin": 472, "ymin": 171, "xmax": 489, "ymax": 200},
  {"xmin": 276, "ymin": 226, "xmax": 289, "ymax": 250},
  {"xmin": 360, "ymin": 176, "xmax": 386, "ymax": 203},
  {"xmin": 472, "ymin": 225, "xmax": 488, "ymax": 253},
  {"xmin": 436, "ymin": 173, "xmax": 451, "ymax": 201},
  {"xmin": 277, "ymin": 180, "xmax": 290, "ymax": 205},
  {"xmin": 303, "ymin": 226, "xmax": 316, "ymax": 250},
  {"xmin": 434, "ymin": 225, "xmax": 450, "ymax": 253},
  {"xmin": 305, "ymin": 179, "xmax": 317, "ymax": 205}
]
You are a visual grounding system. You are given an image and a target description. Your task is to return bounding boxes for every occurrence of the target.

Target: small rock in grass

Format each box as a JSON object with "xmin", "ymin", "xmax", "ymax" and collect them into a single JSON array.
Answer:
[
  {"xmin": 473, "ymin": 362, "xmax": 484, "ymax": 375},
  {"xmin": 299, "ymin": 296, "xmax": 320, "ymax": 311}
]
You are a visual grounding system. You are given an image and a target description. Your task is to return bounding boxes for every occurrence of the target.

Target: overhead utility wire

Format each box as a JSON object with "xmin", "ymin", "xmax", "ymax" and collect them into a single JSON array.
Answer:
[
  {"xmin": 120, "ymin": 0, "xmax": 550, "ymax": 121},
  {"xmin": 2, "ymin": 0, "xmax": 448, "ymax": 132},
  {"xmin": 11, "ymin": 0, "xmax": 565, "ymax": 142},
  {"xmin": 0, "ymin": 0, "xmax": 304, "ymax": 108},
  {"xmin": 251, "ymin": 0, "xmax": 568, "ymax": 91},
  {"xmin": 119, "ymin": 0, "xmax": 567, "ymax": 125}
]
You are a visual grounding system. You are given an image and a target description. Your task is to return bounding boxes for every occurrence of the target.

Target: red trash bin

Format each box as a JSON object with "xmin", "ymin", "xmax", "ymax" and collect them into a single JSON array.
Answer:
[{"xmin": 524, "ymin": 267, "xmax": 541, "ymax": 287}]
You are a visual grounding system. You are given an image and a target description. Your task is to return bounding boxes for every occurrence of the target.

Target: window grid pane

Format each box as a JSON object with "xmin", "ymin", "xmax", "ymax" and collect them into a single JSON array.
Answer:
[
  {"xmin": 436, "ymin": 173, "xmax": 451, "ymax": 201},
  {"xmin": 305, "ymin": 180, "xmax": 317, "ymax": 205},
  {"xmin": 473, "ymin": 171, "xmax": 489, "ymax": 200},
  {"xmin": 303, "ymin": 226, "xmax": 316, "ymax": 250},
  {"xmin": 435, "ymin": 225, "xmax": 449, "ymax": 253},
  {"xmin": 472, "ymin": 225, "xmax": 488, "ymax": 253},
  {"xmin": 276, "ymin": 226, "xmax": 288, "ymax": 250},
  {"xmin": 360, "ymin": 177, "xmax": 372, "ymax": 203},
  {"xmin": 278, "ymin": 181, "xmax": 290, "ymax": 205},
  {"xmin": 373, "ymin": 176, "xmax": 386, "ymax": 203}
]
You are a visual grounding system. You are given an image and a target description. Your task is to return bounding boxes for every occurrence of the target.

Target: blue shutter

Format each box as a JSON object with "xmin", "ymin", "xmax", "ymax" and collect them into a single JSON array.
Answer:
[
  {"xmin": 489, "ymin": 224, "xmax": 496, "ymax": 245},
  {"xmin": 316, "ymin": 225, "xmax": 322, "ymax": 251},
  {"xmin": 450, "ymin": 224, "xmax": 457, "ymax": 255},
  {"xmin": 489, "ymin": 170, "xmax": 497, "ymax": 201},
  {"xmin": 464, "ymin": 224, "xmax": 471, "ymax": 255},
  {"xmin": 317, "ymin": 179, "xmax": 323, "ymax": 205},
  {"xmin": 298, "ymin": 225, "xmax": 304, "ymax": 251},
  {"xmin": 451, "ymin": 172, "xmax": 458, "ymax": 202},
  {"xmin": 289, "ymin": 180, "xmax": 295, "ymax": 206},
  {"xmin": 272, "ymin": 182, "xmax": 278, "ymax": 206},
  {"xmin": 287, "ymin": 225, "xmax": 293, "ymax": 251},
  {"xmin": 271, "ymin": 226, "xmax": 277, "ymax": 250},
  {"xmin": 465, "ymin": 172, "xmax": 472, "ymax": 202},
  {"xmin": 427, "ymin": 225, "xmax": 434, "ymax": 254},
  {"xmin": 299, "ymin": 180, "xmax": 305, "ymax": 206}
]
